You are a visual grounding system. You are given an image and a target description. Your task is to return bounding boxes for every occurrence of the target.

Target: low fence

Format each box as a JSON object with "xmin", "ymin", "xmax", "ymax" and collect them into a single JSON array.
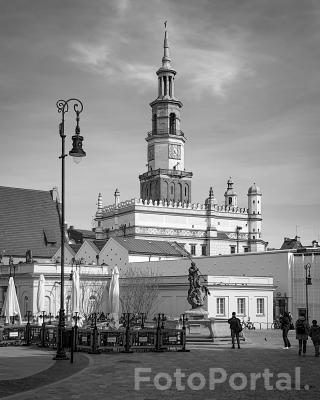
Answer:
[{"xmin": 0, "ymin": 321, "xmax": 187, "ymax": 353}]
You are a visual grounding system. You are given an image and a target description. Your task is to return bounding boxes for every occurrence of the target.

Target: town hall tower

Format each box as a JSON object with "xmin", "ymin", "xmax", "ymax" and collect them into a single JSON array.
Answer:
[{"xmin": 139, "ymin": 27, "xmax": 193, "ymax": 203}]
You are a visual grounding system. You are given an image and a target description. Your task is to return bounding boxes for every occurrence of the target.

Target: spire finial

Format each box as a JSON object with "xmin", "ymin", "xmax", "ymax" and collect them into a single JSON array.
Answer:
[{"xmin": 162, "ymin": 20, "xmax": 171, "ymax": 68}]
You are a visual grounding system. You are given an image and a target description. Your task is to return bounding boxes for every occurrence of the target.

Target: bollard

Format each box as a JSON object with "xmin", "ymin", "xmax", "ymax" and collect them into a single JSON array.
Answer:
[
  {"xmin": 39, "ymin": 311, "xmax": 48, "ymax": 347},
  {"xmin": 25, "ymin": 311, "xmax": 32, "ymax": 346},
  {"xmin": 72, "ymin": 312, "xmax": 80, "ymax": 352},
  {"xmin": 70, "ymin": 326, "xmax": 74, "ymax": 364},
  {"xmin": 89, "ymin": 313, "xmax": 100, "ymax": 354},
  {"xmin": 122, "ymin": 313, "xmax": 133, "ymax": 353},
  {"xmin": 178, "ymin": 314, "xmax": 190, "ymax": 352},
  {"xmin": 154, "ymin": 314, "xmax": 166, "ymax": 352}
]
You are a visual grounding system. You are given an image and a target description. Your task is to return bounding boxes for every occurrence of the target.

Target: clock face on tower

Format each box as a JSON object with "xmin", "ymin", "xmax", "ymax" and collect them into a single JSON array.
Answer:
[{"xmin": 168, "ymin": 144, "xmax": 181, "ymax": 159}]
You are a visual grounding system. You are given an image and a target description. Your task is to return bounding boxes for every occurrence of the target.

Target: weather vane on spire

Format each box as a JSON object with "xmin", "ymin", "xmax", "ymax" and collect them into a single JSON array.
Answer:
[{"xmin": 164, "ymin": 20, "xmax": 167, "ymax": 29}]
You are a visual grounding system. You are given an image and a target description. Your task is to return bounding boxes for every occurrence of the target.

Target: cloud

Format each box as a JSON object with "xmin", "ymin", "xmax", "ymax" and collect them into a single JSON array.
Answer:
[
  {"xmin": 68, "ymin": 41, "xmax": 154, "ymax": 90},
  {"xmin": 115, "ymin": 0, "xmax": 130, "ymax": 13},
  {"xmin": 179, "ymin": 48, "xmax": 252, "ymax": 98}
]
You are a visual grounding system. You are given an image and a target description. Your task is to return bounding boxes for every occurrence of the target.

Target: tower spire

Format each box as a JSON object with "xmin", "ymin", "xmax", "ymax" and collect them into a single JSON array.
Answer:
[{"xmin": 162, "ymin": 21, "xmax": 171, "ymax": 69}]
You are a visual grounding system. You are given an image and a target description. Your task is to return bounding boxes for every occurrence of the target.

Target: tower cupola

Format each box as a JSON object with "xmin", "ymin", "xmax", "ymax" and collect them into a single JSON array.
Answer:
[{"xmin": 224, "ymin": 177, "xmax": 238, "ymax": 207}]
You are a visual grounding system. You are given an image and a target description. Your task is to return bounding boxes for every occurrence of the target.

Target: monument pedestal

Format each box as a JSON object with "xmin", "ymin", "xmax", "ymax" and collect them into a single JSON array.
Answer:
[{"xmin": 185, "ymin": 307, "xmax": 214, "ymax": 341}]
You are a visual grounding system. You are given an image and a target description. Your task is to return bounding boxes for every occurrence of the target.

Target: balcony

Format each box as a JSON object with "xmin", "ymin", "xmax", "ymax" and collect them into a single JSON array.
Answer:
[
  {"xmin": 147, "ymin": 130, "xmax": 185, "ymax": 137},
  {"xmin": 139, "ymin": 168, "xmax": 193, "ymax": 180}
]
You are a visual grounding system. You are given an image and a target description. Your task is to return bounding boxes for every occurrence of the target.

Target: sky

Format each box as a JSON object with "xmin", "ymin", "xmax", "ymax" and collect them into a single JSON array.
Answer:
[{"xmin": 0, "ymin": 0, "xmax": 319, "ymax": 249}]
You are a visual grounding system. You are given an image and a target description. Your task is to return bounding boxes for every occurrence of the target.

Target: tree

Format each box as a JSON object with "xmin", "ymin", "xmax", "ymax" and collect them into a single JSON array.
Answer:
[
  {"xmin": 79, "ymin": 280, "xmax": 106, "ymax": 317},
  {"xmin": 119, "ymin": 267, "xmax": 160, "ymax": 317}
]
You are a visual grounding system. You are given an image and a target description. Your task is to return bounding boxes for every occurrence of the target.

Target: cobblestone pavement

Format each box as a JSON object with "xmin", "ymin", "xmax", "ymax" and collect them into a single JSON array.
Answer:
[
  {"xmin": 0, "ymin": 347, "xmax": 55, "ymax": 380},
  {"xmin": 2, "ymin": 330, "xmax": 320, "ymax": 400}
]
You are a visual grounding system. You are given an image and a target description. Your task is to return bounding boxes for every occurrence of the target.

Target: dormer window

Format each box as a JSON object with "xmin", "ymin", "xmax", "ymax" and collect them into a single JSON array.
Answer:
[{"xmin": 43, "ymin": 228, "xmax": 57, "ymax": 245}]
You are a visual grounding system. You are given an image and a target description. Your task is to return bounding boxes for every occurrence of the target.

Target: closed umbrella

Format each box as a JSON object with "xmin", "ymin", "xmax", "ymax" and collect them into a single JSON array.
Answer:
[
  {"xmin": 109, "ymin": 266, "xmax": 119, "ymax": 325},
  {"xmin": 2, "ymin": 277, "xmax": 22, "ymax": 324},
  {"xmin": 36, "ymin": 274, "xmax": 46, "ymax": 325},
  {"xmin": 71, "ymin": 269, "xmax": 80, "ymax": 316}
]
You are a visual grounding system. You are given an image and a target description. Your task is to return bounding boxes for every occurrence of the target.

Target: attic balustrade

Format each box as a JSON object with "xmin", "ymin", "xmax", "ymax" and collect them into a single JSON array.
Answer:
[{"xmin": 100, "ymin": 197, "xmax": 249, "ymax": 215}]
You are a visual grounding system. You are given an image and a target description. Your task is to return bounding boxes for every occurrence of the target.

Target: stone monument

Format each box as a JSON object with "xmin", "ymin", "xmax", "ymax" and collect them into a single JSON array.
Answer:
[{"xmin": 185, "ymin": 261, "xmax": 214, "ymax": 341}]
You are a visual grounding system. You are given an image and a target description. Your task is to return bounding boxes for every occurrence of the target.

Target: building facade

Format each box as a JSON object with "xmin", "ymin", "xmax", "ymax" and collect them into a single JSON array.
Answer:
[{"xmin": 94, "ymin": 28, "xmax": 267, "ymax": 257}]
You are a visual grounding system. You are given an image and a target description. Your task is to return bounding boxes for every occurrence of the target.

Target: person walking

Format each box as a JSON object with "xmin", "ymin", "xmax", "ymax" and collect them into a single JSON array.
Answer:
[
  {"xmin": 228, "ymin": 312, "xmax": 242, "ymax": 349},
  {"xmin": 295, "ymin": 314, "xmax": 309, "ymax": 356},
  {"xmin": 309, "ymin": 320, "xmax": 320, "ymax": 357},
  {"xmin": 280, "ymin": 311, "xmax": 291, "ymax": 349}
]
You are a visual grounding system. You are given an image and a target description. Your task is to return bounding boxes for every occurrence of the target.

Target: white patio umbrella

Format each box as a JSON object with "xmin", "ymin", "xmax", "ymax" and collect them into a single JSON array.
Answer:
[
  {"xmin": 36, "ymin": 274, "xmax": 46, "ymax": 325},
  {"xmin": 71, "ymin": 269, "xmax": 80, "ymax": 317},
  {"xmin": 2, "ymin": 277, "xmax": 22, "ymax": 324},
  {"xmin": 109, "ymin": 266, "xmax": 120, "ymax": 325}
]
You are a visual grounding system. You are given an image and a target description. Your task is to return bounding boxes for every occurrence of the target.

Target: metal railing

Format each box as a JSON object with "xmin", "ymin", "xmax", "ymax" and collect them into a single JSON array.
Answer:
[
  {"xmin": 147, "ymin": 130, "xmax": 184, "ymax": 137},
  {"xmin": 0, "ymin": 313, "xmax": 188, "ymax": 353},
  {"xmin": 139, "ymin": 168, "xmax": 193, "ymax": 180}
]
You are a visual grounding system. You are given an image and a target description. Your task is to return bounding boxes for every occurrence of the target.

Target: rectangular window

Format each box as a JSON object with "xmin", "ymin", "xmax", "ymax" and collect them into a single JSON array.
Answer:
[
  {"xmin": 190, "ymin": 245, "xmax": 196, "ymax": 256},
  {"xmin": 257, "ymin": 298, "xmax": 265, "ymax": 315},
  {"xmin": 237, "ymin": 298, "xmax": 246, "ymax": 315},
  {"xmin": 201, "ymin": 245, "xmax": 207, "ymax": 256},
  {"xmin": 230, "ymin": 246, "xmax": 236, "ymax": 254},
  {"xmin": 243, "ymin": 247, "xmax": 249, "ymax": 253},
  {"xmin": 216, "ymin": 298, "xmax": 225, "ymax": 315}
]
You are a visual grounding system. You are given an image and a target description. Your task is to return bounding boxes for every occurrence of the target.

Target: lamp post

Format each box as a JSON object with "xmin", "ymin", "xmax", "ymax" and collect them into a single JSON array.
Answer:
[
  {"xmin": 9, "ymin": 256, "xmax": 16, "ymax": 278},
  {"xmin": 54, "ymin": 98, "xmax": 86, "ymax": 361},
  {"xmin": 236, "ymin": 226, "xmax": 242, "ymax": 253},
  {"xmin": 304, "ymin": 263, "xmax": 312, "ymax": 322}
]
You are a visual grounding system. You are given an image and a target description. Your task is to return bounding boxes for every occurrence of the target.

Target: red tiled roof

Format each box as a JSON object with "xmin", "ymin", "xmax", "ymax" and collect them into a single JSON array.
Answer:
[
  {"xmin": 92, "ymin": 240, "xmax": 108, "ymax": 251},
  {"xmin": 0, "ymin": 186, "xmax": 61, "ymax": 258},
  {"xmin": 114, "ymin": 237, "xmax": 186, "ymax": 257},
  {"xmin": 280, "ymin": 237, "xmax": 303, "ymax": 250}
]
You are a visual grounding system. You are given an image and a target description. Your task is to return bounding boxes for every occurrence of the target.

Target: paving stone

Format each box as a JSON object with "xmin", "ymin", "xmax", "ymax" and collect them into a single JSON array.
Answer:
[{"xmin": 1, "ymin": 330, "xmax": 319, "ymax": 399}]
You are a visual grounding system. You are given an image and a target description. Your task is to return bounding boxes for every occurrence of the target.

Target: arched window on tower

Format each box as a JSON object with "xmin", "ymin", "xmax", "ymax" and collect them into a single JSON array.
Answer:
[
  {"xmin": 169, "ymin": 113, "xmax": 176, "ymax": 135},
  {"xmin": 229, "ymin": 197, "xmax": 232, "ymax": 205},
  {"xmin": 152, "ymin": 114, "xmax": 157, "ymax": 134}
]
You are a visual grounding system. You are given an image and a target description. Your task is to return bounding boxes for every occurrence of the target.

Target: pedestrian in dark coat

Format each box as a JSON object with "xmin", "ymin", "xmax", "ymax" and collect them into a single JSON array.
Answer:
[
  {"xmin": 228, "ymin": 312, "xmax": 242, "ymax": 349},
  {"xmin": 295, "ymin": 315, "xmax": 309, "ymax": 356},
  {"xmin": 309, "ymin": 320, "xmax": 320, "ymax": 357},
  {"xmin": 280, "ymin": 311, "xmax": 291, "ymax": 349}
]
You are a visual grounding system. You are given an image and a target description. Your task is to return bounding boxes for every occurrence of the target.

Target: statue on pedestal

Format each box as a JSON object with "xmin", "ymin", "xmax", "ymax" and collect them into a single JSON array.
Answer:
[
  {"xmin": 25, "ymin": 249, "xmax": 33, "ymax": 263},
  {"xmin": 187, "ymin": 261, "xmax": 210, "ymax": 309}
]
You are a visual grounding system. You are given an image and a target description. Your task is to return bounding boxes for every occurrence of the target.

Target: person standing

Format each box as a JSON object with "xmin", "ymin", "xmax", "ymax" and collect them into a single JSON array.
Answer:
[
  {"xmin": 280, "ymin": 311, "xmax": 291, "ymax": 349},
  {"xmin": 309, "ymin": 320, "xmax": 320, "ymax": 357},
  {"xmin": 228, "ymin": 312, "xmax": 242, "ymax": 349},
  {"xmin": 295, "ymin": 314, "xmax": 309, "ymax": 356}
]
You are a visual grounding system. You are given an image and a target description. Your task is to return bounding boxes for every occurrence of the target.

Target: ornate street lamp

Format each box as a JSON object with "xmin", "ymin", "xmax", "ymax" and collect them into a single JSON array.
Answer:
[
  {"xmin": 304, "ymin": 263, "xmax": 312, "ymax": 322},
  {"xmin": 54, "ymin": 99, "xmax": 86, "ymax": 360}
]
